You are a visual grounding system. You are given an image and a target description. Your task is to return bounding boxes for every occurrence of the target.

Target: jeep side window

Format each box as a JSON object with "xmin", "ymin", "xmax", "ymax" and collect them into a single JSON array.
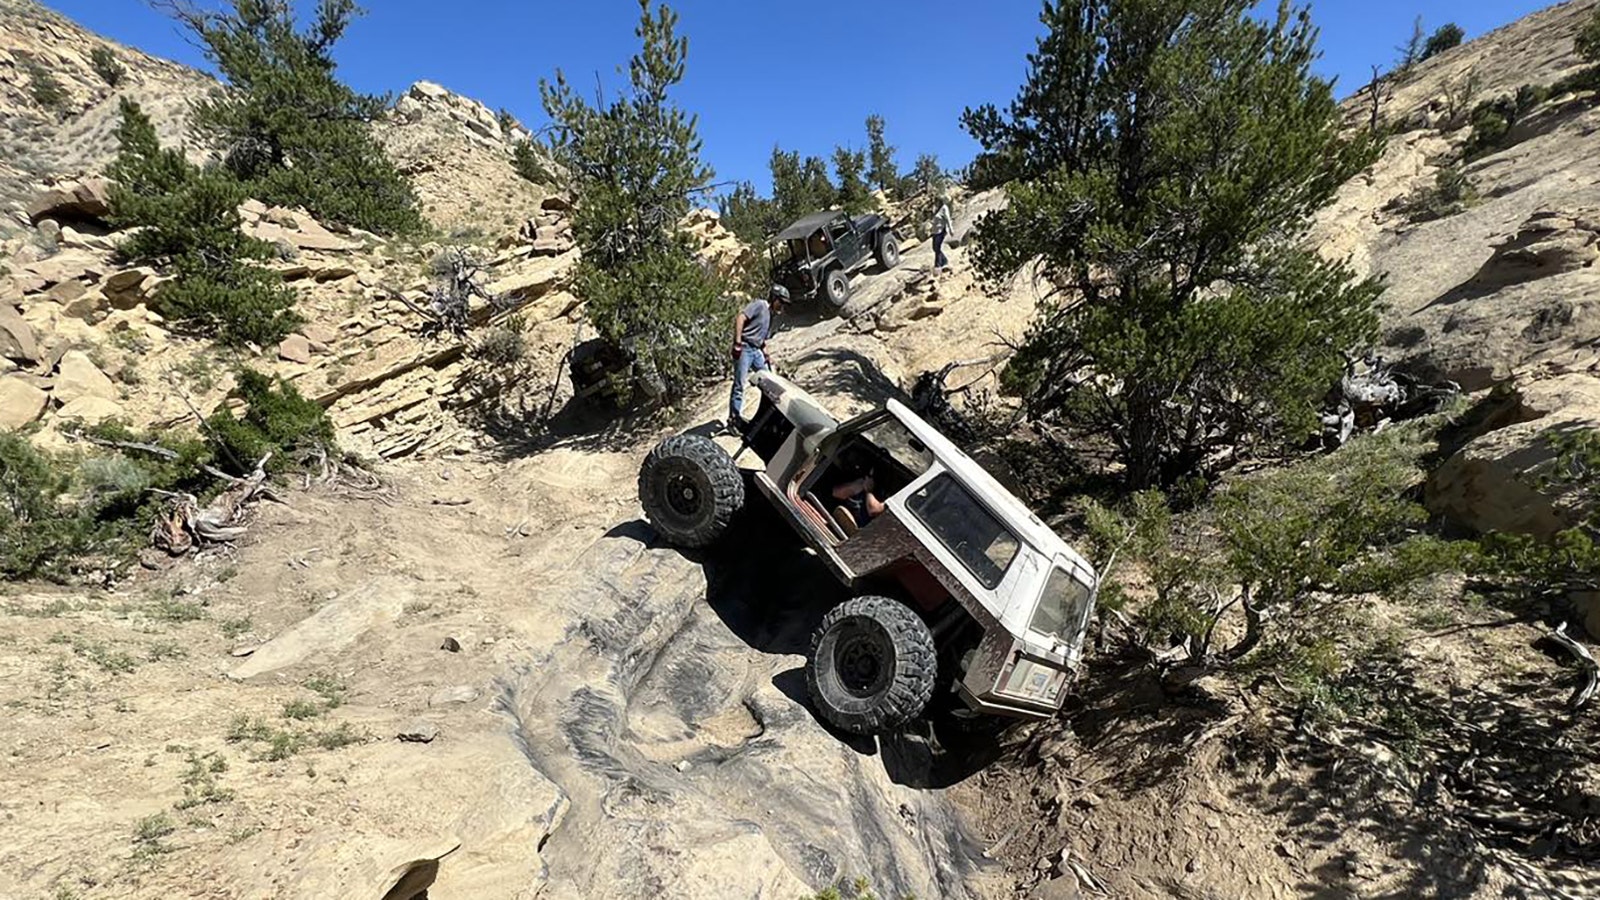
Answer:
[
  {"xmin": 906, "ymin": 473, "xmax": 1020, "ymax": 589},
  {"xmin": 1032, "ymin": 566, "xmax": 1092, "ymax": 641}
]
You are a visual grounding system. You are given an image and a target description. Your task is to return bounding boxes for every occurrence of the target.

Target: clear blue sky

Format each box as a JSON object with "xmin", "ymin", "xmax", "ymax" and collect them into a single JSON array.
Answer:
[{"xmin": 49, "ymin": 0, "xmax": 1555, "ymax": 193}]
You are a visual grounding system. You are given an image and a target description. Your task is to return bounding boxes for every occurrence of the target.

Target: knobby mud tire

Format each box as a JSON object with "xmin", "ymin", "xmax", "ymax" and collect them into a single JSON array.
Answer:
[
  {"xmin": 638, "ymin": 434, "xmax": 744, "ymax": 548},
  {"xmin": 807, "ymin": 595, "xmax": 937, "ymax": 735},
  {"xmin": 875, "ymin": 234, "xmax": 900, "ymax": 270},
  {"xmin": 823, "ymin": 268, "xmax": 852, "ymax": 307}
]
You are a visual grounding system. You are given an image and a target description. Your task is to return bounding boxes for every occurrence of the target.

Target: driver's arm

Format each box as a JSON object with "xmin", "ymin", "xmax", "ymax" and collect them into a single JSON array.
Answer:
[{"xmin": 732, "ymin": 311, "xmax": 747, "ymax": 351}]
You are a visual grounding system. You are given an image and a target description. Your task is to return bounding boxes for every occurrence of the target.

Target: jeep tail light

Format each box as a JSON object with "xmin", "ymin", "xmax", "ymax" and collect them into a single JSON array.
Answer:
[{"xmin": 1000, "ymin": 658, "xmax": 1067, "ymax": 703}]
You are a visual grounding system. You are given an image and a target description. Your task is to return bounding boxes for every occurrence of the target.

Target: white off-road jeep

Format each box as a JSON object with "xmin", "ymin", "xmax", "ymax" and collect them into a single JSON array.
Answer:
[{"xmin": 638, "ymin": 371, "xmax": 1098, "ymax": 736}]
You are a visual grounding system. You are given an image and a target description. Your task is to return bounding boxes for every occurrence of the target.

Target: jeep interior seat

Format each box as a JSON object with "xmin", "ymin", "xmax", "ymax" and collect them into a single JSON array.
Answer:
[
  {"xmin": 807, "ymin": 491, "xmax": 849, "ymax": 541},
  {"xmin": 832, "ymin": 506, "xmax": 860, "ymax": 539}
]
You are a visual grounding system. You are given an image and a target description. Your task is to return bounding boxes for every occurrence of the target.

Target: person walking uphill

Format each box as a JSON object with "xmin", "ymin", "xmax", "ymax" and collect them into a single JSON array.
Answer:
[
  {"xmin": 932, "ymin": 197, "xmax": 954, "ymax": 270},
  {"xmin": 728, "ymin": 285, "xmax": 788, "ymax": 429}
]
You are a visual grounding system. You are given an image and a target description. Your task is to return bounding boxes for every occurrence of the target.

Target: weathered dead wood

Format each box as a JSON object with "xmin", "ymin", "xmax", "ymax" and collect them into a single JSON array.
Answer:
[
  {"xmin": 1547, "ymin": 622, "xmax": 1598, "ymax": 710},
  {"xmin": 150, "ymin": 453, "xmax": 275, "ymax": 555}
]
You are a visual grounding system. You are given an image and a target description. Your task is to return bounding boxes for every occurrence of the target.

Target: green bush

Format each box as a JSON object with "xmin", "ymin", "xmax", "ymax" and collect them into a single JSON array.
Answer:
[
  {"xmin": 204, "ymin": 369, "xmax": 335, "ymax": 474},
  {"xmin": 1578, "ymin": 7, "xmax": 1600, "ymax": 64},
  {"xmin": 90, "ymin": 46, "xmax": 126, "ymax": 86},
  {"xmin": 108, "ymin": 99, "xmax": 301, "ymax": 347},
  {"xmin": 24, "ymin": 59, "xmax": 67, "ymax": 112},
  {"xmin": 0, "ymin": 370, "xmax": 333, "ymax": 580},
  {"xmin": 168, "ymin": 0, "xmax": 422, "ymax": 236},
  {"xmin": 1477, "ymin": 429, "xmax": 1600, "ymax": 603},
  {"xmin": 511, "ymin": 139, "xmax": 548, "ymax": 184},
  {"xmin": 1464, "ymin": 84, "xmax": 1550, "ymax": 158},
  {"xmin": 1088, "ymin": 419, "xmax": 1477, "ymax": 678},
  {"xmin": 1421, "ymin": 23, "xmax": 1464, "ymax": 61},
  {"xmin": 1391, "ymin": 164, "xmax": 1478, "ymax": 222}
]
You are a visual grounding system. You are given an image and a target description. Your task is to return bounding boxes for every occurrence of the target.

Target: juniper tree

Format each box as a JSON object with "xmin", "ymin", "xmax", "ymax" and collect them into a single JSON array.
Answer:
[
  {"xmin": 865, "ymin": 114, "xmax": 898, "ymax": 195},
  {"xmin": 108, "ymin": 99, "xmax": 300, "ymax": 347},
  {"xmin": 964, "ymin": 0, "xmax": 1383, "ymax": 488},
  {"xmin": 161, "ymin": 0, "xmax": 421, "ymax": 235},
  {"xmin": 832, "ymin": 146, "xmax": 871, "ymax": 213},
  {"xmin": 541, "ymin": 0, "xmax": 722, "ymax": 400},
  {"xmin": 1421, "ymin": 23, "xmax": 1464, "ymax": 60}
]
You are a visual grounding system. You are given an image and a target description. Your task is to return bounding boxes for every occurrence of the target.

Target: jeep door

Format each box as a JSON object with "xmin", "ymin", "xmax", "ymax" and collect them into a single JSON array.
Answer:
[{"xmin": 828, "ymin": 214, "xmax": 865, "ymax": 269}]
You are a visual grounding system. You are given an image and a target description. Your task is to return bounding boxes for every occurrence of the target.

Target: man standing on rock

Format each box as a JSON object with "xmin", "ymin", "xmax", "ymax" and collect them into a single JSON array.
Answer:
[
  {"xmin": 728, "ymin": 284, "xmax": 788, "ymax": 431},
  {"xmin": 932, "ymin": 197, "xmax": 954, "ymax": 271}
]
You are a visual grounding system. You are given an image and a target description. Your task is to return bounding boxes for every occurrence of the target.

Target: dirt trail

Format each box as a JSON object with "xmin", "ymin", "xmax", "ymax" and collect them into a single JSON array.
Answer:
[{"xmin": 0, "ymin": 215, "xmax": 1033, "ymax": 899}]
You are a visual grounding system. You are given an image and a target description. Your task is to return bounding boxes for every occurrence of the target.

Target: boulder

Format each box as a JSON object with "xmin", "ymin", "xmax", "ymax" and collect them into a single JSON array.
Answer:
[
  {"xmin": 0, "ymin": 306, "xmax": 40, "ymax": 364},
  {"xmin": 26, "ymin": 178, "xmax": 113, "ymax": 224},
  {"xmin": 0, "ymin": 377, "xmax": 48, "ymax": 431},
  {"xmin": 1427, "ymin": 375, "xmax": 1600, "ymax": 538},
  {"xmin": 55, "ymin": 395, "xmax": 125, "ymax": 424},
  {"xmin": 53, "ymin": 350, "xmax": 119, "ymax": 404},
  {"xmin": 35, "ymin": 218, "xmax": 62, "ymax": 246},
  {"xmin": 42, "ymin": 279, "xmax": 87, "ymax": 305},
  {"xmin": 20, "ymin": 251, "xmax": 111, "ymax": 292},
  {"xmin": 540, "ymin": 194, "xmax": 573, "ymax": 212},
  {"xmin": 278, "ymin": 334, "xmax": 313, "ymax": 364}
]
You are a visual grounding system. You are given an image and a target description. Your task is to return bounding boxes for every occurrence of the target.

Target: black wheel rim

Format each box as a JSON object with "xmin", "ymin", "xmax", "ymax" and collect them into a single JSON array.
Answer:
[
  {"xmin": 664, "ymin": 471, "xmax": 704, "ymax": 518},
  {"xmin": 834, "ymin": 621, "xmax": 893, "ymax": 697}
]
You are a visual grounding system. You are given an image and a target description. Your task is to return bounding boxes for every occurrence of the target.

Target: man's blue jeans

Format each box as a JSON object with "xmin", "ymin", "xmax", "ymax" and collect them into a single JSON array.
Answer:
[{"xmin": 729, "ymin": 345, "xmax": 769, "ymax": 423}]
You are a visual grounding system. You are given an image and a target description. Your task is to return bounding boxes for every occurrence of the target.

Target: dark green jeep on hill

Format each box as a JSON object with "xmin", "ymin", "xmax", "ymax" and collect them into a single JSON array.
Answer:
[{"xmin": 770, "ymin": 210, "xmax": 901, "ymax": 308}]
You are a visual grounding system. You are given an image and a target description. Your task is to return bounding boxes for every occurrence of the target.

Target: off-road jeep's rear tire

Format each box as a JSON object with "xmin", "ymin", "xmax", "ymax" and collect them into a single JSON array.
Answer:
[
  {"xmin": 874, "ymin": 233, "xmax": 900, "ymax": 270},
  {"xmin": 807, "ymin": 595, "xmax": 936, "ymax": 735},
  {"xmin": 638, "ymin": 435, "xmax": 744, "ymax": 548},
  {"xmin": 823, "ymin": 268, "xmax": 852, "ymax": 307}
]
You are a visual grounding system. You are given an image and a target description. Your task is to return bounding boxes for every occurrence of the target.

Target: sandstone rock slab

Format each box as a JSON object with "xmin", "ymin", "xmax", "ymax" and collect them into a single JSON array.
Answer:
[
  {"xmin": 0, "ymin": 377, "xmax": 48, "ymax": 431},
  {"xmin": 53, "ymin": 350, "xmax": 118, "ymax": 403},
  {"xmin": 26, "ymin": 177, "xmax": 112, "ymax": 224},
  {"xmin": 55, "ymin": 395, "xmax": 125, "ymax": 424},
  {"xmin": 0, "ymin": 306, "xmax": 39, "ymax": 364}
]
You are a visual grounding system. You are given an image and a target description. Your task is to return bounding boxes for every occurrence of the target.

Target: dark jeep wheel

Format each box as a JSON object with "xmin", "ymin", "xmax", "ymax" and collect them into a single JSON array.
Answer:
[
  {"xmin": 807, "ymin": 596, "xmax": 937, "ymax": 735},
  {"xmin": 874, "ymin": 233, "xmax": 900, "ymax": 270},
  {"xmin": 823, "ymin": 268, "xmax": 852, "ymax": 307},
  {"xmin": 638, "ymin": 435, "xmax": 744, "ymax": 548}
]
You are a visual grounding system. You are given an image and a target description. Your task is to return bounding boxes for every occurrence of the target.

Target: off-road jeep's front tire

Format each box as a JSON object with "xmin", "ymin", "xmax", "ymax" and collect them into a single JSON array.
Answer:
[
  {"xmin": 638, "ymin": 435, "xmax": 744, "ymax": 548},
  {"xmin": 874, "ymin": 233, "xmax": 900, "ymax": 270},
  {"xmin": 807, "ymin": 595, "xmax": 937, "ymax": 735},
  {"xmin": 823, "ymin": 268, "xmax": 852, "ymax": 307}
]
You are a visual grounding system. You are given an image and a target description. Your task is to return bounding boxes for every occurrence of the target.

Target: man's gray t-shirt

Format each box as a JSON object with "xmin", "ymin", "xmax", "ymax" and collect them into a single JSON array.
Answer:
[{"xmin": 739, "ymin": 298, "xmax": 771, "ymax": 347}]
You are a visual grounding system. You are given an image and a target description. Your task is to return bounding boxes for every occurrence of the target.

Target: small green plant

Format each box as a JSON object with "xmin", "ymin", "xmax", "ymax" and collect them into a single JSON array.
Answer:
[
  {"xmin": 470, "ymin": 314, "xmax": 528, "ymax": 368},
  {"xmin": 1578, "ymin": 6, "xmax": 1600, "ymax": 64},
  {"xmin": 146, "ymin": 640, "xmax": 186, "ymax": 662},
  {"xmin": 227, "ymin": 715, "xmax": 304, "ymax": 761},
  {"xmin": 90, "ymin": 46, "xmax": 126, "ymax": 86},
  {"xmin": 175, "ymin": 750, "xmax": 234, "ymax": 809},
  {"xmin": 497, "ymin": 107, "xmax": 517, "ymax": 135},
  {"xmin": 148, "ymin": 589, "xmax": 206, "ymax": 623},
  {"xmin": 24, "ymin": 58, "xmax": 68, "ymax": 112},
  {"xmin": 313, "ymin": 722, "xmax": 363, "ymax": 750},
  {"xmin": 281, "ymin": 699, "xmax": 323, "ymax": 721},
  {"xmin": 173, "ymin": 354, "xmax": 219, "ymax": 393},
  {"xmin": 131, "ymin": 812, "xmax": 176, "ymax": 858},
  {"xmin": 1463, "ymin": 84, "xmax": 1550, "ymax": 158},
  {"xmin": 220, "ymin": 615, "xmax": 252, "ymax": 639},
  {"xmin": 303, "ymin": 673, "xmax": 348, "ymax": 709}
]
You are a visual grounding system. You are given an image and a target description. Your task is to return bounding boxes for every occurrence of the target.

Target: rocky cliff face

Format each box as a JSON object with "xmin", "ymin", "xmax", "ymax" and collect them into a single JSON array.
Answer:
[
  {"xmin": 0, "ymin": 0, "xmax": 215, "ymax": 226},
  {"xmin": 1315, "ymin": 0, "xmax": 1600, "ymax": 630}
]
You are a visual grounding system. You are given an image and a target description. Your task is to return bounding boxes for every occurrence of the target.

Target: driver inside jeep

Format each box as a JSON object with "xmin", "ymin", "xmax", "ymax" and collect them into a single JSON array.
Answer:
[{"xmin": 830, "ymin": 470, "xmax": 885, "ymax": 535}]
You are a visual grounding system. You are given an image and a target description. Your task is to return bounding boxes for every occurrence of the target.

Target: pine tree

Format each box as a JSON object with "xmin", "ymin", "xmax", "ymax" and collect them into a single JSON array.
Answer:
[
  {"xmin": 718, "ymin": 181, "xmax": 780, "ymax": 245},
  {"xmin": 1421, "ymin": 23, "xmax": 1464, "ymax": 61},
  {"xmin": 832, "ymin": 146, "xmax": 871, "ymax": 213},
  {"xmin": 865, "ymin": 114, "xmax": 898, "ymax": 196},
  {"xmin": 965, "ymin": 0, "xmax": 1383, "ymax": 488},
  {"xmin": 1396, "ymin": 15, "xmax": 1426, "ymax": 71},
  {"xmin": 163, "ymin": 0, "xmax": 421, "ymax": 235},
  {"xmin": 108, "ymin": 99, "xmax": 300, "ymax": 348},
  {"xmin": 511, "ymin": 139, "xmax": 548, "ymax": 184},
  {"xmin": 541, "ymin": 0, "xmax": 722, "ymax": 401}
]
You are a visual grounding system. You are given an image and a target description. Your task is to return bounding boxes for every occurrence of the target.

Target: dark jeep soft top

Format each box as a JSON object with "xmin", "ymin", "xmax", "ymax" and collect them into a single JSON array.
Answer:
[{"xmin": 769, "ymin": 209, "xmax": 901, "ymax": 307}]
